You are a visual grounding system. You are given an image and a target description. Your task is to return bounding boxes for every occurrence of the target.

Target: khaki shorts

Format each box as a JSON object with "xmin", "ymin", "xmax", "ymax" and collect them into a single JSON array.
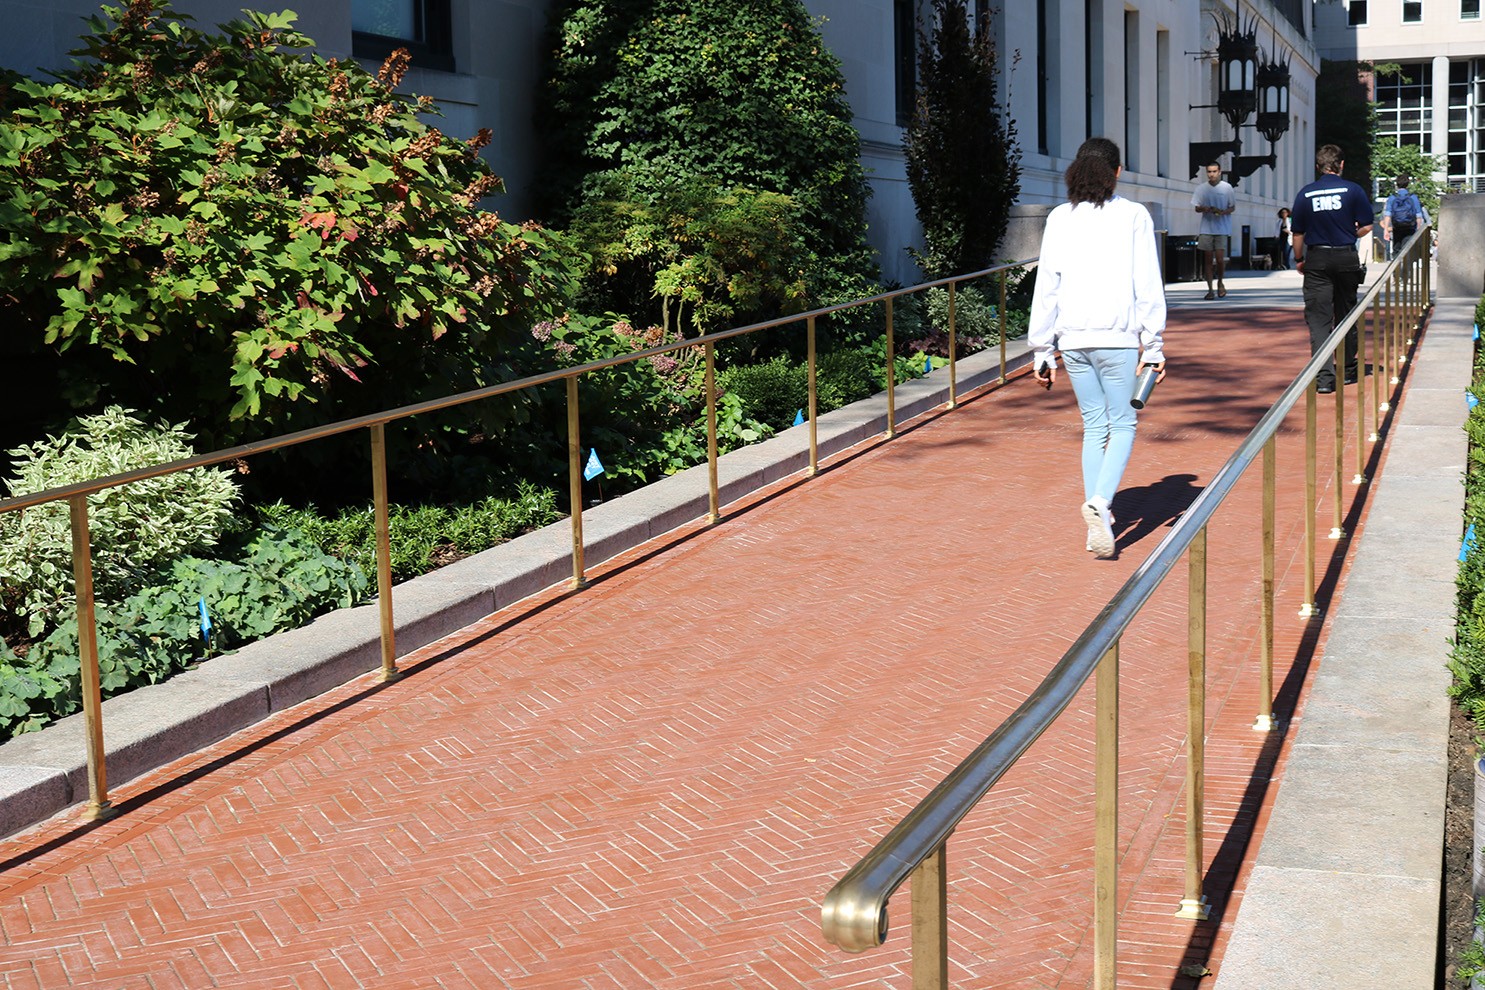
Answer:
[{"xmin": 1197, "ymin": 233, "xmax": 1228, "ymax": 253}]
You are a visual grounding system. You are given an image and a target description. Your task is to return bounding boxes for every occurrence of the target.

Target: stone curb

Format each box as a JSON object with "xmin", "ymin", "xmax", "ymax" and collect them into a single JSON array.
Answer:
[
  {"xmin": 1212, "ymin": 296, "xmax": 1468, "ymax": 989},
  {"xmin": 0, "ymin": 340, "xmax": 1035, "ymax": 839}
]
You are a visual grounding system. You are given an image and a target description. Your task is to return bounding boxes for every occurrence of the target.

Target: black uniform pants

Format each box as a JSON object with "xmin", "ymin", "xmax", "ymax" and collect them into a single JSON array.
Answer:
[{"xmin": 1302, "ymin": 246, "xmax": 1364, "ymax": 388}]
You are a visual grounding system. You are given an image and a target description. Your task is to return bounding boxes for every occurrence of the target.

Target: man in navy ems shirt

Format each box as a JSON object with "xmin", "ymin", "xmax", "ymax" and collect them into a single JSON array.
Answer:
[{"xmin": 1290, "ymin": 144, "xmax": 1375, "ymax": 393}]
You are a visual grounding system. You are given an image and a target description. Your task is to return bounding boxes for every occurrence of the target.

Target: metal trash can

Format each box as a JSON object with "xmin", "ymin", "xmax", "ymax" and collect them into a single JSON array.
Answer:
[{"xmin": 1165, "ymin": 235, "xmax": 1199, "ymax": 283}]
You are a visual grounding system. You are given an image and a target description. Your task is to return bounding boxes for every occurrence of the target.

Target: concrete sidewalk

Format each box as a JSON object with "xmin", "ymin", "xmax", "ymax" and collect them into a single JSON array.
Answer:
[
  {"xmin": 0, "ymin": 269, "xmax": 1455, "ymax": 988},
  {"xmin": 1213, "ymin": 293, "xmax": 1467, "ymax": 989}
]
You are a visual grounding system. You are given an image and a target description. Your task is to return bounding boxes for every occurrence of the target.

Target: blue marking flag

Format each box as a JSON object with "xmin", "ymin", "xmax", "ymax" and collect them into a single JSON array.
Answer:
[
  {"xmin": 793, "ymin": 409, "xmax": 804, "ymax": 426},
  {"xmin": 1462, "ymin": 524, "xmax": 1477, "ymax": 563},
  {"xmin": 924, "ymin": 355, "xmax": 933, "ymax": 375},
  {"xmin": 198, "ymin": 596, "xmax": 212, "ymax": 642},
  {"xmin": 583, "ymin": 447, "xmax": 604, "ymax": 481},
  {"xmin": 1469, "ymin": 391, "xmax": 1480, "ymax": 411},
  {"xmin": 1475, "ymin": 323, "xmax": 1480, "ymax": 341}
]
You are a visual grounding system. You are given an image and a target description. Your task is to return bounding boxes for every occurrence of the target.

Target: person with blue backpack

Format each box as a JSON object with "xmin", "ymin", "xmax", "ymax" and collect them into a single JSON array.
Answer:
[{"xmin": 1382, "ymin": 175, "xmax": 1429, "ymax": 260}]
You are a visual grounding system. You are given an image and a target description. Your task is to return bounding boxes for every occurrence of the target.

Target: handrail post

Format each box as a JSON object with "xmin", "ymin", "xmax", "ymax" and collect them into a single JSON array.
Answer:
[
  {"xmin": 1369, "ymin": 299, "xmax": 1383, "ymax": 440},
  {"xmin": 1390, "ymin": 270, "xmax": 1402, "ymax": 385},
  {"xmin": 1094, "ymin": 640, "xmax": 1119, "ymax": 990},
  {"xmin": 567, "ymin": 376, "xmax": 586, "ymax": 588},
  {"xmin": 705, "ymin": 341, "xmax": 720, "ymax": 524},
  {"xmin": 1424, "ymin": 231, "xmax": 1432, "ymax": 301},
  {"xmin": 1407, "ymin": 249, "xmax": 1417, "ymax": 344},
  {"xmin": 910, "ymin": 844, "xmax": 949, "ymax": 989},
  {"xmin": 886, "ymin": 297, "xmax": 898, "ymax": 438},
  {"xmin": 998, "ymin": 272, "xmax": 1008, "ymax": 384},
  {"xmin": 1330, "ymin": 341, "xmax": 1345, "ymax": 539},
  {"xmin": 69, "ymin": 495, "xmax": 112, "ymax": 821},
  {"xmin": 1301, "ymin": 382, "xmax": 1317, "ymax": 617},
  {"xmin": 369, "ymin": 424, "xmax": 398, "ymax": 681},
  {"xmin": 808, "ymin": 315, "xmax": 819, "ymax": 476},
  {"xmin": 1177, "ymin": 528, "xmax": 1211, "ymax": 920},
  {"xmin": 1255, "ymin": 436, "xmax": 1277, "ymax": 731},
  {"xmin": 1353, "ymin": 308, "xmax": 1368, "ymax": 482},
  {"xmin": 946, "ymin": 282, "xmax": 958, "ymax": 410}
]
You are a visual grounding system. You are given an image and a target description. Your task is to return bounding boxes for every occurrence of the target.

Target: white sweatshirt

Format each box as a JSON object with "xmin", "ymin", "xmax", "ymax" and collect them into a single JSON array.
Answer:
[{"xmin": 1028, "ymin": 194, "xmax": 1167, "ymax": 371}]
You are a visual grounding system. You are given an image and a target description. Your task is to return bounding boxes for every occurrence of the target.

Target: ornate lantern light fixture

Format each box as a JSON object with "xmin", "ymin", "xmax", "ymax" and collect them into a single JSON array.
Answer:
[
  {"xmin": 1255, "ymin": 56, "xmax": 1291, "ymax": 146},
  {"xmin": 1216, "ymin": 19, "xmax": 1259, "ymax": 131}
]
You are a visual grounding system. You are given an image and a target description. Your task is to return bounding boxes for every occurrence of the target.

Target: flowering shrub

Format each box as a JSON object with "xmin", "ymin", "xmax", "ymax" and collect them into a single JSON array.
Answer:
[{"xmin": 0, "ymin": 0, "xmax": 578, "ymax": 454}]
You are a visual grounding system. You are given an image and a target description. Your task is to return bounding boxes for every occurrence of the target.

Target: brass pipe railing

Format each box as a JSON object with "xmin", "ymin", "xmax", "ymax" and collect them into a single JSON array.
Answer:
[
  {"xmin": 370, "ymin": 423, "xmax": 397, "ymax": 680},
  {"xmin": 0, "ymin": 256, "xmax": 1039, "ymax": 820},
  {"xmin": 1176, "ymin": 526, "xmax": 1209, "ymax": 920},
  {"xmin": 947, "ymin": 283, "xmax": 958, "ymax": 409},
  {"xmin": 69, "ymin": 496, "xmax": 110, "ymax": 821},
  {"xmin": 1255, "ymin": 436, "xmax": 1276, "ymax": 732},
  {"xmin": 885, "ymin": 297, "xmax": 898, "ymax": 438},
  {"xmin": 820, "ymin": 229, "xmax": 1432, "ymax": 983}
]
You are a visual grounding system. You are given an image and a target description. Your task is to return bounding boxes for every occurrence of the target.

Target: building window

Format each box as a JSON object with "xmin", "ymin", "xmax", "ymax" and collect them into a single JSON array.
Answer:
[
  {"xmin": 894, "ymin": 0, "xmax": 917, "ymax": 127},
  {"xmin": 352, "ymin": 0, "xmax": 453, "ymax": 73},
  {"xmin": 1466, "ymin": 0, "xmax": 1482, "ymax": 20},
  {"xmin": 1403, "ymin": 0, "xmax": 1423, "ymax": 22},
  {"xmin": 1348, "ymin": 1, "xmax": 1368, "ymax": 26},
  {"xmin": 1375, "ymin": 62, "xmax": 1433, "ymax": 156},
  {"xmin": 1036, "ymin": 0, "xmax": 1049, "ymax": 153}
]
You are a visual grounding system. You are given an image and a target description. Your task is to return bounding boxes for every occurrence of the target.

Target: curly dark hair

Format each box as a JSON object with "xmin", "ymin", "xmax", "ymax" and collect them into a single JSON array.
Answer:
[{"xmin": 1064, "ymin": 137, "xmax": 1121, "ymax": 206}]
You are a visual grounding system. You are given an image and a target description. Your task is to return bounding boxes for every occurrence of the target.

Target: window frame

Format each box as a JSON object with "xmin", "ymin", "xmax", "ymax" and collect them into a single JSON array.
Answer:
[
  {"xmin": 1465, "ymin": 0, "xmax": 1482, "ymax": 21},
  {"xmin": 1348, "ymin": 0, "xmax": 1368, "ymax": 26},
  {"xmin": 1402, "ymin": 0, "xmax": 1423, "ymax": 23},
  {"xmin": 352, "ymin": 0, "xmax": 454, "ymax": 74},
  {"xmin": 893, "ymin": 0, "xmax": 917, "ymax": 128}
]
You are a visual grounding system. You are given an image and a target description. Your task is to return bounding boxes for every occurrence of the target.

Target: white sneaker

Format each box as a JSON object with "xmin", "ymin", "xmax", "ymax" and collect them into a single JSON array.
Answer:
[{"xmin": 1082, "ymin": 499, "xmax": 1116, "ymax": 558}]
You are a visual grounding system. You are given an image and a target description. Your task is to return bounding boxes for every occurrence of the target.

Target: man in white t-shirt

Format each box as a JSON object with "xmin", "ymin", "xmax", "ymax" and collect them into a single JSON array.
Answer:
[{"xmin": 1191, "ymin": 163, "xmax": 1235, "ymax": 299}]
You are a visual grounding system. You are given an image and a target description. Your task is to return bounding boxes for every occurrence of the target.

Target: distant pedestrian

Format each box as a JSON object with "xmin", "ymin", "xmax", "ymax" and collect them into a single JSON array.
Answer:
[
  {"xmin": 1290, "ymin": 144, "xmax": 1375, "ymax": 394},
  {"xmin": 1192, "ymin": 163, "xmax": 1235, "ymax": 298},
  {"xmin": 1382, "ymin": 174, "xmax": 1429, "ymax": 261},
  {"xmin": 1274, "ymin": 207, "xmax": 1293, "ymax": 269},
  {"xmin": 1030, "ymin": 137, "xmax": 1167, "ymax": 559}
]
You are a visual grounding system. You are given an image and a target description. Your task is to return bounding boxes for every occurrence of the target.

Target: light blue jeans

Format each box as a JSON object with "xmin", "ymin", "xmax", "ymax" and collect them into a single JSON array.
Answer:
[{"xmin": 1061, "ymin": 347, "xmax": 1139, "ymax": 504}]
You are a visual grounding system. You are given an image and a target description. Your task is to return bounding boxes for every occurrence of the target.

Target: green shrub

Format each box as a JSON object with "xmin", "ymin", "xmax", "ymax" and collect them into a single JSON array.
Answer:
[
  {"xmin": 0, "ymin": 526, "xmax": 368, "ymax": 741},
  {"xmin": 718, "ymin": 342, "xmax": 932, "ymax": 432},
  {"xmin": 0, "ymin": 406, "xmax": 238, "ymax": 637},
  {"xmin": 256, "ymin": 481, "xmax": 561, "ymax": 583},
  {"xmin": 539, "ymin": 0, "xmax": 877, "ymax": 313},
  {"xmin": 1450, "ymin": 292, "xmax": 1485, "ymax": 724},
  {"xmin": 904, "ymin": 0, "xmax": 1020, "ymax": 279},
  {"xmin": 817, "ymin": 350, "xmax": 878, "ymax": 410},
  {"xmin": 719, "ymin": 357, "xmax": 808, "ymax": 430}
]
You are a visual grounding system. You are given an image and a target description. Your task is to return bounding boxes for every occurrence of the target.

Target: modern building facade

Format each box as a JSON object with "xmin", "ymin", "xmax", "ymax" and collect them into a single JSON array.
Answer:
[
  {"xmin": 0, "ymin": 0, "xmax": 1317, "ymax": 283},
  {"xmin": 1315, "ymin": 0, "xmax": 1485, "ymax": 193}
]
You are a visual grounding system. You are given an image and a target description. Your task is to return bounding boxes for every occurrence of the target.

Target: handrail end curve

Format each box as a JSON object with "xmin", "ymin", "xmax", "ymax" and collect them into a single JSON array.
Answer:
[{"xmin": 820, "ymin": 880, "xmax": 890, "ymax": 954}]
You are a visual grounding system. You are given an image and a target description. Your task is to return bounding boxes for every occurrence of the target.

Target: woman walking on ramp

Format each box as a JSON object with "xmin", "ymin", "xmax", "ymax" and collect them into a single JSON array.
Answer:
[{"xmin": 1029, "ymin": 137, "xmax": 1167, "ymax": 559}]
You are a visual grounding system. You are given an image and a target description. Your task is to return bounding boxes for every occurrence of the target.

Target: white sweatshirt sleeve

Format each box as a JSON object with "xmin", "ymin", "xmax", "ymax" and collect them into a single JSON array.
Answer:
[
  {"xmin": 1131, "ymin": 206, "xmax": 1166, "ymax": 365},
  {"xmin": 1027, "ymin": 207, "xmax": 1063, "ymax": 371}
]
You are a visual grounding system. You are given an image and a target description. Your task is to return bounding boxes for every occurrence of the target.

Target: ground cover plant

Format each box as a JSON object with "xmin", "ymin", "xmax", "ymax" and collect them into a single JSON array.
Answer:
[
  {"xmin": 1450, "ymin": 294, "xmax": 1485, "ymax": 724},
  {"xmin": 1448, "ymin": 292, "xmax": 1485, "ymax": 986}
]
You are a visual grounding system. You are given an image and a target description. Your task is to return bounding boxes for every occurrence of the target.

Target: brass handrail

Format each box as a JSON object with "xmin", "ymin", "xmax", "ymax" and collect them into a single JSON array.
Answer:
[
  {"xmin": 0, "ymin": 255, "xmax": 1038, "ymax": 821},
  {"xmin": 821, "ymin": 229, "xmax": 1433, "ymax": 983}
]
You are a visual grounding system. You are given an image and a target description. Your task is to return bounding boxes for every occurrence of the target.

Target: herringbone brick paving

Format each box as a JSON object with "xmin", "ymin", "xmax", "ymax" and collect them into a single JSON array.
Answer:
[{"xmin": 0, "ymin": 293, "xmax": 1414, "ymax": 987}]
